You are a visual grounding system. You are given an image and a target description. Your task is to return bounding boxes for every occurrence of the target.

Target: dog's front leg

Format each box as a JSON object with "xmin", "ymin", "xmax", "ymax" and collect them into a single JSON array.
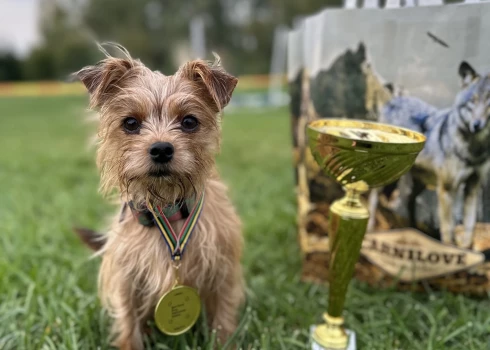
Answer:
[
  {"xmin": 460, "ymin": 176, "xmax": 480, "ymax": 249},
  {"xmin": 437, "ymin": 182, "xmax": 455, "ymax": 244},
  {"xmin": 107, "ymin": 287, "xmax": 146, "ymax": 350},
  {"xmin": 111, "ymin": 304, "xmax": 145, "ymax": 350},
  {"xmin": 205, "ymin": 270, "xmax": 244, "ymax": 348}
]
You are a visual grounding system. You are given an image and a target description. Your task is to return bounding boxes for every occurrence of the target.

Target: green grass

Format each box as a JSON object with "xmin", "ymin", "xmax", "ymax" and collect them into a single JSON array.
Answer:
[{"xmin": 0, "ymin": 96, "xmax": 489, "ymax": 350}]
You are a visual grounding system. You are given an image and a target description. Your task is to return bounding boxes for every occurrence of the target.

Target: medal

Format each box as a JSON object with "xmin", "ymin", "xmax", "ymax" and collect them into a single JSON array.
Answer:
[
  {"xmin": 147, "ymin": 193, "xmax": 205, "ymax": 336},
  {"xmin": 154, "ymin": 261, "xmax": 202, "ymax": 335}
]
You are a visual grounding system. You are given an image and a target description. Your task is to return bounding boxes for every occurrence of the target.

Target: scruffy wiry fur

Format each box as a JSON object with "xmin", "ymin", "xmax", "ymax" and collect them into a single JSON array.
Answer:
[{"xmin": 75, "ymin": 44, "xmax": 244, "ymax": 350}]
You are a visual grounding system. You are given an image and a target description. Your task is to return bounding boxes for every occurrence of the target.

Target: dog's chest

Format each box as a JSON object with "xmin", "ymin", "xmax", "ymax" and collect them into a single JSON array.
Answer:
[
  {"xmin": 143, "ymin": 222, "xmax": 218, "ymax": 292},
  {"xmin": 107, "ymin": 187, "xmax": 240, "ymax": 308}
]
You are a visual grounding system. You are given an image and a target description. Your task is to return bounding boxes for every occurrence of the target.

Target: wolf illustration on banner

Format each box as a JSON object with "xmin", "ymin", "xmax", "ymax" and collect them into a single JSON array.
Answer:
[{"xmin": 371, "ymin": 62, "xmax": 490, "ymax": 249}]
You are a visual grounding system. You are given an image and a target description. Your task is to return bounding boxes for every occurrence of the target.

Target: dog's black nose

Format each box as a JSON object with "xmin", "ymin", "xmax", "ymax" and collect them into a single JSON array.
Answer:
[
  {"xmin": 473, "ymin": 120, "xmax": 482, "ymax": 131},
  {"xmin": 149, "ymin": 142, "xmax": 174, "ymax": 163}
]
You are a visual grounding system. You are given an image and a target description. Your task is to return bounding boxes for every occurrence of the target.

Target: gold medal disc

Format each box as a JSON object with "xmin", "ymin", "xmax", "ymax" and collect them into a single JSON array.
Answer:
[{"xmin": 154, "ymin": 285, "xmax": 201, "ymax": 336}]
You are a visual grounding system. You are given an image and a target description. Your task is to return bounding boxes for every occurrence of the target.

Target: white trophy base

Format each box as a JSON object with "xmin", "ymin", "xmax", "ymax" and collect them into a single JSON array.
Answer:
[{"xmin": 310, "ymin": 326, "xmax": 356, "ymax": 350}]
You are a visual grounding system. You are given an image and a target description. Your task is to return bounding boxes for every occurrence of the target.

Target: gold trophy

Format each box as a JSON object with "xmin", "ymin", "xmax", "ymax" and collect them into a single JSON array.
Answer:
[{"xmin": 306, "ymin": 119, "xmax": 426, "ymax": 350}]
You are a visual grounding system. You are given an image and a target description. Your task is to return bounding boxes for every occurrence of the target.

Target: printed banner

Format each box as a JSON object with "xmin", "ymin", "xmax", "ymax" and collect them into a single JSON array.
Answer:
[{"xmin": 289, "ymin": 3, "xmax": 490, "ymax": 294}]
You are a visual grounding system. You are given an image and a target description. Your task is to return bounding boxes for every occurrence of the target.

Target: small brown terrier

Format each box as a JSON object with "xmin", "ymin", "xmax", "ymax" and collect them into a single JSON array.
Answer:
[{"xmin": 74, "ymin": 45, "xmax": 244, "ymax": 350}]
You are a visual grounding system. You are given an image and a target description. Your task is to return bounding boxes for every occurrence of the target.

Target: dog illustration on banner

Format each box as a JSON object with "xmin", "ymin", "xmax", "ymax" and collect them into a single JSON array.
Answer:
[{"xmin": 369, "ymin": 62, "xmax": 490, "ymax": 249}]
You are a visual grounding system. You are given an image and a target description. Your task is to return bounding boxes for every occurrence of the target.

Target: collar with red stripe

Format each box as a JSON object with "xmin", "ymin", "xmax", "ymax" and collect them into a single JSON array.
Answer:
[
  {"xmin": 125, "ymin": 193, "xmax": 205, "ymax": 260},
  {"xmin": 126, "ymin": 196, "xmax": 197, "ymax": 226}
]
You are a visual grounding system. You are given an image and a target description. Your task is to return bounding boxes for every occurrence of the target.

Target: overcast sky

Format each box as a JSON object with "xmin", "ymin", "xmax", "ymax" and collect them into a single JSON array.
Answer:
[{"xmin": 0, "ymin": 0, "xmax": 40, "ymax": 57}]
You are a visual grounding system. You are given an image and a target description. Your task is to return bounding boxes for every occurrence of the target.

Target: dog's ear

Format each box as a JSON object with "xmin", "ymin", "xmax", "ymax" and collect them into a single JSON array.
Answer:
[
  {"xmin": 458, "ymin": 61, "xmax": 479, "ymax": 88},
  {"xmin": 74, "ymin": 57, "xmax": 138, "ymax": 108},
  {"xmin": 178, "ymin": 56, "xmax": 238, "ymax": 111},
  {"xmin": 384, "ymin": 83, "xmax": 394, "ymax": 94}
]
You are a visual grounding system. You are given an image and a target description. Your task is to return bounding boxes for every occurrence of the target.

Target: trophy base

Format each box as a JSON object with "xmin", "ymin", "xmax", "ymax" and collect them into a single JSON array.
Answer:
[{"xmin": 310, "ymin": 326, "xmax": 356, "ymax": 350}]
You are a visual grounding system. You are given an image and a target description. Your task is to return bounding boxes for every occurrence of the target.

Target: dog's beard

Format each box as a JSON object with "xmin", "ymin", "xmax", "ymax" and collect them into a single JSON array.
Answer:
[
  {"xmin": 148, "ymin": 166, "xmax": 171, "ymax": 178},
  {"xmin": 117, "ymin": 165, "xmax": 208, "ymax": 207},
  {"xmin": 146, "ymin": 174, "xmax": 202, "ymax": 205},
  {"xmin": 97, "ymin": 143, "xmax": 215, "ymax": 207}
]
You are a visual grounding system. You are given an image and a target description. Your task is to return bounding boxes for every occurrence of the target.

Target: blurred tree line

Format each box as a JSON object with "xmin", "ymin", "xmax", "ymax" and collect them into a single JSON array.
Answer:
[{"xmin": 0, "ymin": 0, "xmax": 342, "ymax": 82}]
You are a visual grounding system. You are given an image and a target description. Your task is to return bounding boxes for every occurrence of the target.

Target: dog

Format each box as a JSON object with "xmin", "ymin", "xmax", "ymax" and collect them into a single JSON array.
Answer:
[
  {"xmin": 368, "ymin": 61, "xmax": 490, "ymax": 249},
  {"xmin": 73, "ymin": 44, "xmax": 245, "ymax": 350}
]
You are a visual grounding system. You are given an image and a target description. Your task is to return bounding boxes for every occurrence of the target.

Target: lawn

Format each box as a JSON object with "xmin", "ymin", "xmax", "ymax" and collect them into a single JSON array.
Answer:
[{"xmin": 0, "ymin": 96, "xmax": 489, "ymax": 350}]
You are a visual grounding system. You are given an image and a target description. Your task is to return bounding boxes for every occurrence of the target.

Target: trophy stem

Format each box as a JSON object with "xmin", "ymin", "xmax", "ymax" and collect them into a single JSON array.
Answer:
[
  {"xmin": 313, "ymin": 181, "xmax": 369, "ymax": 349},
  {"xmin": 307, "ymin": 119, "xmax": 425, "ymax": 350}
]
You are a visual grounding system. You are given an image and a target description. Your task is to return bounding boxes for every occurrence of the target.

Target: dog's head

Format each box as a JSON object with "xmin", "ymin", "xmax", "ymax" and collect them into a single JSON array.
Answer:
[
  {"xmin": 75, "ymin": 44, "xmax": 237, "ymax": 205},
  {"xmin": 456, "ymin": 61, "xmax": 490, "ymax": 134}
]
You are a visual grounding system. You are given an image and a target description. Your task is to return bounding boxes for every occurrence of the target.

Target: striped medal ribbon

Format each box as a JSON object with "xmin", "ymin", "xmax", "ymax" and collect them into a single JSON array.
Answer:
[
  {"xmin": 148, "ymin": 192, "xmax": 205, "ymax": 260},
  {"xmin": 147, "ymin": 192, "xmax": 205, "ymax": 336}
]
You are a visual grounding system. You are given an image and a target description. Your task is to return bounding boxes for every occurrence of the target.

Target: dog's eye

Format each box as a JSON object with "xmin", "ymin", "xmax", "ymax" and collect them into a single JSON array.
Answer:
[
  {"xmin": 123, "ymin": 117, "xmax": 141, "ymax": 134},
  {"xmin": 181, "ymin": 115, "xmax": 199, "ymax": 132}
]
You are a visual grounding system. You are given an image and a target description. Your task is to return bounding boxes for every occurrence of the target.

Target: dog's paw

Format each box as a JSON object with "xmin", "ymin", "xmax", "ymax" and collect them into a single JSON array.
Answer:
[{"xmin": 455, "ymin": 235, "xmax": 474, "ymax": 250}]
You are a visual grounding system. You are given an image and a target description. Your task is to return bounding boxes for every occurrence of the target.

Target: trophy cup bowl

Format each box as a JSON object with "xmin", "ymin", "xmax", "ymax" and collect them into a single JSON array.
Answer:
[{"xmin": 306, "ymin": 119, "xmax": 426, "ymax": 350}]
